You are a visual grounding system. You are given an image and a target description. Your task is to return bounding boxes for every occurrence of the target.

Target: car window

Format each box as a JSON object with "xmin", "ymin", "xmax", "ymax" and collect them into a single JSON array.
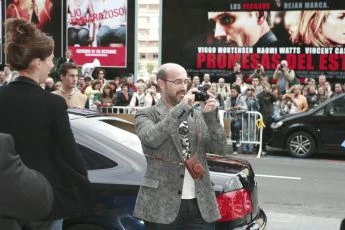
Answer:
[
  {"xmin": 314, "ymin": 108, "xmax": 325, "ymax": 116},
  {"xmin": 77, "ymin": 144, "xmax": 118, "ymax": 170},
  {"xmin": 101, "ymin": 119, "xmax": 135, "ymax": 134},
  {"xmin": 327, "ymin": 97, "xmax": 345, "ymax": 116}
]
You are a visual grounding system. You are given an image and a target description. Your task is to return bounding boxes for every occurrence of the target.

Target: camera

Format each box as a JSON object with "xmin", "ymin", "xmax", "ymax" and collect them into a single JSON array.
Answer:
[
  {"xmin": 256, "ymin": 69, "xmax": 261, "ymax": 74},
  {"xmin": 193, "ymin": 91, "xmax": 209, "ymax": 101},
  {"xmin": 278, "ymin": 64, "xmax": 285, "ymax": 71}
]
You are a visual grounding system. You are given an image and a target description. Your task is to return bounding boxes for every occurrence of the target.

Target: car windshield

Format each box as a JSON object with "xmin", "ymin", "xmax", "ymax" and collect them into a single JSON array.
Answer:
[{"xmin": 70, "ymin": 117, "xmax": 143, "ymax": 156}]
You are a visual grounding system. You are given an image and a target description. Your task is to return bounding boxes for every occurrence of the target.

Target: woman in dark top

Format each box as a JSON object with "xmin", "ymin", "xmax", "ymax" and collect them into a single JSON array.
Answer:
[
  {"xmin": 0, "ymin": 18, "xmax": 93, "ymax": 230},
  {"xmin": 116, "ymin": 83, "xmax": 132, "ymax": 106}
]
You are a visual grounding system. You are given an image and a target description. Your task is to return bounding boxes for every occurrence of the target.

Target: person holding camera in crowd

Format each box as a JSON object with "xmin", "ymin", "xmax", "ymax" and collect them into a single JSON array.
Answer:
[
  {"xmin": 273, "ymin": 60, "xmax": 296, "ymax": 95},
  {"xmin": 248, "ymin": 64, "xmax": 267, "ymax": 84},
  {"xmin": 229, "ymin": 61, "xmax": 242, "ymax": 85},
  {"xmin": 133, "ymin": 63, "xmax": 226, "ymax": 230}
]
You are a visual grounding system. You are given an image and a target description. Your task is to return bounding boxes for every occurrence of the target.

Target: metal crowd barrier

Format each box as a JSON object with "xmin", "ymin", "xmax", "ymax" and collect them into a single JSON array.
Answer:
[
  {"xmin": 97, "ymin": 106, "xmax": 264, "ymax": 158},
  {"xmin": 221, "ymin": 110, "xmax": 264, "ymax": 158},
  {"xmin": 97, "ymin": 106, "xmax": 147, "ymax": 124},
  {"xmin": 97, "ymin": 106, "xmax": 147, "ymax": 115}
]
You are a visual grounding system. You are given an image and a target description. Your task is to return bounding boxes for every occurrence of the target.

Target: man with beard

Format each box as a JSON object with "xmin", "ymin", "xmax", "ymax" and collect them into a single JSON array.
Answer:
[
  {"xmin": 208, "ymin": 11, "xmax": 279, "ymax": 47},
  {"xmin": 133, "ymin": 63, "xmax": 226, "ymax": 230}
]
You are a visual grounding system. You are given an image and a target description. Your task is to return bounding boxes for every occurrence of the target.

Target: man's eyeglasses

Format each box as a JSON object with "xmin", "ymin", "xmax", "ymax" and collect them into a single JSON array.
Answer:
[
  {"xmin": 163, "ymin": 79, "xmax": 189, "ymax": 85},
  {"xmin": 247, "ymin": 89, "xmax": 254, "ymax": 92}
]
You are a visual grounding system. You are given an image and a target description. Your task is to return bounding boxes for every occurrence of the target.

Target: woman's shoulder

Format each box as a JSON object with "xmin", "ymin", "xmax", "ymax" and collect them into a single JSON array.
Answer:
[{"xmin": 43, "ymin": 91, "xmax": 68, "ymax": 108}]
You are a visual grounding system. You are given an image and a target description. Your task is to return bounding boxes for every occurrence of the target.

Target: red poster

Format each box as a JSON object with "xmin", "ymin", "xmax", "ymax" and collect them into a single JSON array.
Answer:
[
  {"xmin": 67, "ymin": 0, "xmax": 127, "ymax": 67},
  {"xmin": 5, "ymin": 0, "xmax": 63, "ymax": 58}
]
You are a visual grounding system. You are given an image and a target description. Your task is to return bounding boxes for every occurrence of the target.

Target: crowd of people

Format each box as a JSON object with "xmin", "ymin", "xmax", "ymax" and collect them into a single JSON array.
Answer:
[
  {"xmin": 1, "ymin": 57, "xmax": 345, "ymax": 158},
  {"xmin": 1, "ymin": 62, "xmax": 160, "ymax": 110}
]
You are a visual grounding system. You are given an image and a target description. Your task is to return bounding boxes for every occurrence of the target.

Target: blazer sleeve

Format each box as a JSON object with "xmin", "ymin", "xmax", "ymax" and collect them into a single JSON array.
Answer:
[
  {"xmin": 135, "ymin": 102, "xmax": 192, "ymax": 149},
  {"xmin": 202, "ymin": 109, "xmax": 227, "ymax": 154},
  {"xmin": 0, "ymin": 133, "xmax": 53, "ymax": 221}
]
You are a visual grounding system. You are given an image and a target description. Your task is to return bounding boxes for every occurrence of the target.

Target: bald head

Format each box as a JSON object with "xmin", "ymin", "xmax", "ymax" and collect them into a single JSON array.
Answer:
[{"xmin": 157, "ymin": 63, "xmax": 187, "ymax": 80}]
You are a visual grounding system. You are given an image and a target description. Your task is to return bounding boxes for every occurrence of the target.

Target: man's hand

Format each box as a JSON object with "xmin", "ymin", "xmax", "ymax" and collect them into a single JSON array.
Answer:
[
  {"xmin": 182, "ymin": 88, "xmax": 198, "ymax": 107},
  {"xmin": 200, "ymin": 92, "xmax": 217, "ymax": 113}
]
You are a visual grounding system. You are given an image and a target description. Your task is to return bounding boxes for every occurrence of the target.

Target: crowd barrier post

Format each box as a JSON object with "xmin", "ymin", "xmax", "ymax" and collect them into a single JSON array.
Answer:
[{"xmin": 221, "ymin": 110, "xmax": 264, "ymax": 158}]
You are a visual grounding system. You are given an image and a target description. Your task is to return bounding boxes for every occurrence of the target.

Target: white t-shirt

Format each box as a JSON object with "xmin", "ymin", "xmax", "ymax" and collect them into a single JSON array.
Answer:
[{"xmin": 181, "ymin": 168, "xmax": 196, "ymax": 199}]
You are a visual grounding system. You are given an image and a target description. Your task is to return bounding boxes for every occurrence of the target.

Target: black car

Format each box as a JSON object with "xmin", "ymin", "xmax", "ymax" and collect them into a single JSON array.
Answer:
[
  {"xmin": 63, "ymin": 109, "xmax": 267, "ymax": 230},
  {"xmin": 269, "ymin": 94, "xmax": 345, "ymax": 158}
]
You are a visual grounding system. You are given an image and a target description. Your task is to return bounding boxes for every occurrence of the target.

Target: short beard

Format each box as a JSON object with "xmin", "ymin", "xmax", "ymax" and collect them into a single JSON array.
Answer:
[{"xmin": 163, "ymin": 90, "xmax": 185, "ymax": 107}]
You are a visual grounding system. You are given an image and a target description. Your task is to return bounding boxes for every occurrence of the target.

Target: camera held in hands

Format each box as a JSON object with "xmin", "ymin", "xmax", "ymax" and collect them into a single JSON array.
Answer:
[
  {"xmin": 193, "ymin": 91, "xmax": 209, "ymax": 102},
  {"xmin": 278, "ymin": 64, "xmax": 285, "ymax": 71},
  {"xmin": 256, "ymin": 64, "xmax": 262, "ymax": 74}
]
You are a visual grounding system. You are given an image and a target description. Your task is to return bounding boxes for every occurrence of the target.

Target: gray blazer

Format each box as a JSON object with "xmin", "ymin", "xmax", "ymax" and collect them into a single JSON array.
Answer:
[
  {"xmin": 133, "ymin": 100, "xmax": 226, "ymax": 224},
  {"xmin": 0, "ymin": 133, "xmax": 53, "ymax": 230}
]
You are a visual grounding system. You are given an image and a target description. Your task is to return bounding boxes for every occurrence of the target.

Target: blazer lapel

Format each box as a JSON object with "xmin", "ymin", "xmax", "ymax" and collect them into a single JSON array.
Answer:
[
  {"xmin": 171, "ymin": 132, "xmax": 184, "ymax": 162},
  {"xmin": 187, "ymin": 114, "xmax": 198, "ymax": 154},
  {"xmin": 155, "ymin": 101, "xmax": 184, "ymax": 162}
]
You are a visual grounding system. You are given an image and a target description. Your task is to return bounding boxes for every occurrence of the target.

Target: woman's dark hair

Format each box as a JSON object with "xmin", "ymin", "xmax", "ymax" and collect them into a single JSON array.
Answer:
[
  {"xmin": 121, "ymin": 83, "xmax": 129, "ymax": 90},
  {"xmin": 102, "ymin": 84, "xmax": 114, "ymax": 98},
  {"xmin": 231, "ymin": 84, "xmax": 241, "ymax": 94},
  {"xmin": 5, "ymin": 18, "xmax": 54, "ymax": 71},
  {"xmin": 147, "ymin": 82, "xmax": 160, "ymax": 93},
  {"xmin": 59, "ymin": 62, "xmax": 78, "ymax": 76},
  {"xmin": 94, "ymin": 68, "xmax": 106, "ymax": 77}
]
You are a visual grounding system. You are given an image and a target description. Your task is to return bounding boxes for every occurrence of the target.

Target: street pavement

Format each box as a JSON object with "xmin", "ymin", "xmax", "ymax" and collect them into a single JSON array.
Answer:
[
  {"xmin": 224, "ymin": 143, "xmax": 345, "ymax": 230},
  {"xmin": 265, "ymin": 213, "xmax": 340, "ymax": 230}
]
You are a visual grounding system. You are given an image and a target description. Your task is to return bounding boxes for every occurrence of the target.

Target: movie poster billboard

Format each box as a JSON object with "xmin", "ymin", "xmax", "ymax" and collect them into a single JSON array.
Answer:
[
  {"xmin": 67, "ymin": 0, "xmax": 127, "ymax": 67},
  {"xmin": 5, "ymin": 0, "xmax": 63, "ymax": 58},
  {"xmin": 161, "ymin": 0, "xmax": 345, "ymax": 82}
]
